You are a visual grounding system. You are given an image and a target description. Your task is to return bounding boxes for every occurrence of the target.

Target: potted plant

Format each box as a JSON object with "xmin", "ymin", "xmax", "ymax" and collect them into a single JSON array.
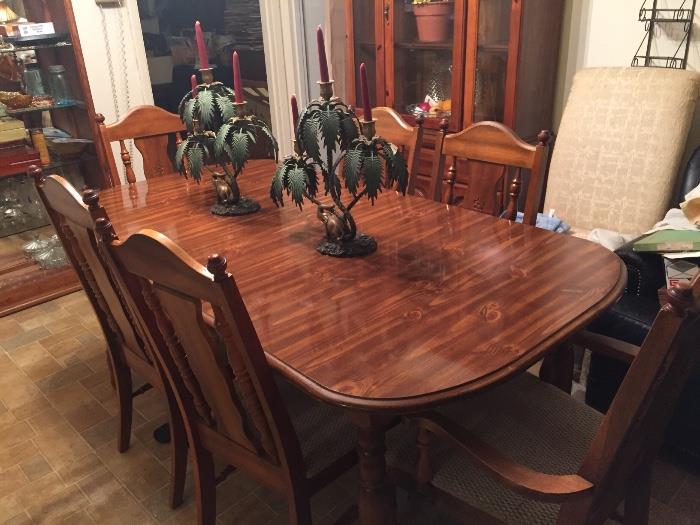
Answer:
[{"xmin": 413, "ymin": 0, "xmax": 454, "ymax": 43}]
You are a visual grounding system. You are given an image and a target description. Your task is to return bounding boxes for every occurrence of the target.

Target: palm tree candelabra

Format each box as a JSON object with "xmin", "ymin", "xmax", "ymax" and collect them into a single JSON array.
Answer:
[
  {"xmin": 175, "ymin": 35, "xmax": 278, "ymax": 216},
  {"xmin": 270, "ymin": 54, "xmax": 408, "ymax": 257}
]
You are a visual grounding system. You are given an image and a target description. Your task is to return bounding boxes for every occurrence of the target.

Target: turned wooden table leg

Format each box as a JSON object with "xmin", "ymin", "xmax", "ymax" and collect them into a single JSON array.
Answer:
[
  {"xmin": 539, "ymin": 343, "xmax": 575, "ymax": 394},
  {"xmin": 349, "ymin": 412, "xmax": 396, "ymax": 525}
]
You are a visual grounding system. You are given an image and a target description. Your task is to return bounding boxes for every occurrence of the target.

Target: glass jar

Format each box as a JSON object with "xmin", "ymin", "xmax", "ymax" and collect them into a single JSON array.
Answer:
[
  {"xmin": 23, "ymin": 64, "xmax": 46, "ymax": 96},
  {"xmin": 48, "ymin": 65, "xmax": 73, "ymax": 106}
]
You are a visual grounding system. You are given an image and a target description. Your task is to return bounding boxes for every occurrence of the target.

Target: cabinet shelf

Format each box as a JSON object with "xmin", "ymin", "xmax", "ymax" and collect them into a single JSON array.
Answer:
[
  {"xmin": 6, "ymin": 100, "xmax": 84, "ymax": 115},
  {"xmin": 478, "ymin": 43, "xmax": 509, "ymax": 53},
  {"xmin": 44, "ymin": 153, "xmax": 97, "ymax": 171},
  {"xmin": 395, "ymin": 41, "xmax": 453, "ymax": 51},
  {"xmin": 0, "ymin": 40, "xmax": 72, "ymax": 55},
  {"xmin": 0, "ymin": 33, "xmax": 72, "ymax": 55}
]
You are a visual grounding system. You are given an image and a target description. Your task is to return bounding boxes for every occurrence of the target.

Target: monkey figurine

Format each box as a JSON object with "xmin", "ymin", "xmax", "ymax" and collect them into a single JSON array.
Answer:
[
  {"xmin": 211, "ymin": 173, "xmax": 239, "ymax": 205},
  {"xmin": 317, "ymin": 205, "xmax": 346, "ymax": 241}
]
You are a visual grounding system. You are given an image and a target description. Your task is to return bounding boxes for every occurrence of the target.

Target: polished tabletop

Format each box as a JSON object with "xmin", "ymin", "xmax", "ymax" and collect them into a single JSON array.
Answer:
[{"xmin": 98, "ymin": 160, "xmax": 626, "ymax": 412}]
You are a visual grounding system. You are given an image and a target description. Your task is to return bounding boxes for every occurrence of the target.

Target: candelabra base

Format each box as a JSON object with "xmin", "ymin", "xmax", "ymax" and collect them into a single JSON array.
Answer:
[
  {"xmin": 316, "ymin": 234, "xmax": 377, "ymax": 257},
  {"xmin": 211, "ymin": 197, "xmax": 261, "ymax": 216}
]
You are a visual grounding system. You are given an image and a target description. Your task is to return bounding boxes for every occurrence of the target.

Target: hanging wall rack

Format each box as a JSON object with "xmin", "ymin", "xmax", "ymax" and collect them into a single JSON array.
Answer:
[{"xmin": 632, "ymin": 0, "xmax": 697, "ymax": 69}]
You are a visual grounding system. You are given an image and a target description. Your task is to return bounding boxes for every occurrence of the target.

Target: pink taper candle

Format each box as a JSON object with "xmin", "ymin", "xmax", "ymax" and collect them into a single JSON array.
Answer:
[
  {"xmin": 232, "ymin": 51, "xmax": 245, "ymax": 103},
  {"xmin": 359, "ymin": 63, "xmax": 371, "ymax": 121},
  {"xmin": 190, "ymin": 74, "xmax": 197, "ymax": 97},
  {"xmin": 291, "ymin": 95, "xmax": 299, "ymax": 129},
  {"xmin": 316, "ymin": 25, "xmax": 330, "ymax": 83},
  {"xmin": 194, "ymin": 21, "xmax": 210, "ymax": 70}
]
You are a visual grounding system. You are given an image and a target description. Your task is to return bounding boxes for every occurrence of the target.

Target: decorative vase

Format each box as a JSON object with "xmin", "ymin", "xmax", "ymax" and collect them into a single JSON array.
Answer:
[{"xmin": 413, "ymin": 1, "xmax": 454, "ymax": 43}]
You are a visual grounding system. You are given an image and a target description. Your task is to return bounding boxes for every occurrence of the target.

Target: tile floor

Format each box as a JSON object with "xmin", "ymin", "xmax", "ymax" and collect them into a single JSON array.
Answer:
[{"xmin": 0, "ymin": 291, "xmax": 699, "ymax": 524}]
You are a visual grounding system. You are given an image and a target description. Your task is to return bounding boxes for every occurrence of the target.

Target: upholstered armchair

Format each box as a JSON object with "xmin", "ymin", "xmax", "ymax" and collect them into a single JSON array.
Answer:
[
  {"xmin": 544, "ymin": 67, "xmax": 700, "ymax": 238},
  {"xmin": 545, "ymin": 67, "xmax": 700, "ymax": 465}
]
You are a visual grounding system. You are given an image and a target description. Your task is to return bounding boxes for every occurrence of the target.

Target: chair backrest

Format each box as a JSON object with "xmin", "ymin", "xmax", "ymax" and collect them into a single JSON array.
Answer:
[
  {"xmin": 31, "ymin": 168, "xmax": 150, "ymax": 366},
  {"xmin": 544, "ymin": 67, "xmax": 700, "ymax": 234},
  {"xmin": 429, "ymin": 120, "xmax": 551, "ymax": 225},
  {"xmin": 559, "ymin": 277, "xmax": 700, "ymax": 523},
  {"xmin": 95, "ymin": 226, "xmax": 304, "ymax": 482},
  {"xmin": 371, "ymin": 107, "xmax": 425, "ymax": 195},
  {"xmin": 96, "ymin": 105, "xmax": 186, "ymax": 186}
]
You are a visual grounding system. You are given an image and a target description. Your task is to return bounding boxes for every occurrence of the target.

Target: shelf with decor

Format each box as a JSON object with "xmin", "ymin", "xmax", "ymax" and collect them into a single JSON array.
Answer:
[
  {"xmin": 5, "ymin": 99, "xmax": 82, "ymax": 114},
  {"xmin": 0, "ymin": 38, "xmax": 72, "ymax": 54},
  {"xmin": 0, "ymin": 0, "xmax": 102, "ymax": 317},
  {"xmin": 344, "ymin": 0, "xmax": 564, "ymax": 198}
]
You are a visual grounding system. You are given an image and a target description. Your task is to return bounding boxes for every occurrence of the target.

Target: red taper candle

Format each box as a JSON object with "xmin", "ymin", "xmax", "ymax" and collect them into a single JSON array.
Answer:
[
  {"xmin": 359, "ymin": 63, "xmax": 371, "ymax": 122},
  {"xmin": 291, "ymin": 95, "xmax": 299, "ymax": 129},
  {"xmin": 316, "ymin": 25, "xmax": 329, "ymax": 83},
  {"xmin": 194, "ymin": 21, "xmax": 210, "ymax": 70},
  {"xmin": 190, "ymin": 74, "xmax": 197, "ymax": 97},
  {"xmin": 232, "ymin": 51, "xmax": 245, "ymax": 103}
]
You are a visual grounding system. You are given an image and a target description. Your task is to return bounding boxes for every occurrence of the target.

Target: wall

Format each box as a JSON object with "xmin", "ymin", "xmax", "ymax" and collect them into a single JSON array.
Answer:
[
  {"xmin": 71, "ymin": 0, "xmax": 153, "ymax": 183},
  {"xmin": 555, "ymin": 0, "xmax": 700, "ymax": 163}
]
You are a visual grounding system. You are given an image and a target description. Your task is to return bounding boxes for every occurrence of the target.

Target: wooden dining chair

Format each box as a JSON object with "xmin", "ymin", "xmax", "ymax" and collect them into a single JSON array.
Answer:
[
  {"xmin": 93, "ymin": 226, "xmax": 358, "ymax": 525},
  {"xmin": 429, "ymin": 120, "xmax": 551, "ymax": 225},
  {"xmin": 32, "ymin": 167, "xmax": 188, "ymax": 508},
  {"xmin": 388, "ymin": 277, "xmax": 700, "ymax": 524},
  {"xmin": 371, "ymin": 107, "xmax": 425, "ymax": 195},
  {"xmin": 96, "ymin": 105, "xmax": 186, "ymax": 186}
]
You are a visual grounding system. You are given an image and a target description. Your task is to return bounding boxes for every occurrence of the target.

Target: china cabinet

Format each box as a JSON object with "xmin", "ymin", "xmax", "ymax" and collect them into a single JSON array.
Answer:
[
  {"xmin": 344, "ymin": 0, "xmax": 564, "ymax": 198},
  {"xmin": 0, "ymin": 0, "xmax": 101, "ymax": 316}
]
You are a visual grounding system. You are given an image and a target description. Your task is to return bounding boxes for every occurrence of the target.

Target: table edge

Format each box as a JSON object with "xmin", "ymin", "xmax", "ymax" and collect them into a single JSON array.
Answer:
[{"xmin": 268, "ymin": 258, "xmax": 628, "ymax": 414}]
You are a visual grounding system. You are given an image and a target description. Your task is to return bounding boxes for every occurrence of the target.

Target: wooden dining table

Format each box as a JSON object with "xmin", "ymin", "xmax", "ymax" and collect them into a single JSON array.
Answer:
[{"xmin": 97, "ymin": 159, "xmax": 626, "ymax": 524}]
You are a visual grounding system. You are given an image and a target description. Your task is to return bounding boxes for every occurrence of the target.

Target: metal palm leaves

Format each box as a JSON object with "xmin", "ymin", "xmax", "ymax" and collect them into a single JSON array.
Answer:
[
  {"xmin": 270, "ymin": 98, "xmax": 409, "ymax": 211},
  {"xmin": 215, "ymin": 116, "xmax": 279, "ymax": 177},
  {"xmin": 175, "ymin": 81, "xmax": 278, "ymax": 183},
  {"xmin": 178, "ymin": 81, "xmax": 235, "ymax": 132}
]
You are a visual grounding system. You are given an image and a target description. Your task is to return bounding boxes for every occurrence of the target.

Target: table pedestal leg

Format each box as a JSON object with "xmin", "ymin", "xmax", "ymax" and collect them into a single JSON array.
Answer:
[
  {"xmin": 350, "ymin": 413, "xmax": 396, "ymax": 525},
  {"xmin": 540, "ymin": 343, "xmax": 575, "ymax": 393}
]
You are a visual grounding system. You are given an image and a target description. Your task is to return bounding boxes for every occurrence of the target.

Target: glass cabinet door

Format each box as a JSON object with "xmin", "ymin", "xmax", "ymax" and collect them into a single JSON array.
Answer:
[
  {"xmin": 349, "ymin": 0, "xmax": 380, "ymax": 113},
  {"xmin": 388, "ymin": 0, "xmax": 463, "ymax": 128},
  {"xmin": 472, "ymin": 0, "xmax": 513, "ymax": 123}
]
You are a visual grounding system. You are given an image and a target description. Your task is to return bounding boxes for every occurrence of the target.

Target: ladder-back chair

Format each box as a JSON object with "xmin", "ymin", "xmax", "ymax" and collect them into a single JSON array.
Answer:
[
  {"xmin": 94, "ymin": 226, "xmax": 357, "ymax": 524},
  {"xmin": 96, "ymin": 105, "xmax": 186, "ymax": 186},
  {"xmin": 31, "ymin": 168, "xmax": 187, "ymax": 508},
  {"xmin": 388, "ymin": 277, "xmax": 700, "ymax": 524},
  {"xmin": 430, "ymin": 120, "xmax": 551, "ymax": 225}
]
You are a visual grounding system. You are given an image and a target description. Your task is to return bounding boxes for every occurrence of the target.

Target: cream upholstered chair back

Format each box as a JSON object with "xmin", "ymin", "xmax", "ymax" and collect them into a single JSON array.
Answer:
[{"xmin": 544, "ymin": 68, "xmax": 700, "ymax": 236}]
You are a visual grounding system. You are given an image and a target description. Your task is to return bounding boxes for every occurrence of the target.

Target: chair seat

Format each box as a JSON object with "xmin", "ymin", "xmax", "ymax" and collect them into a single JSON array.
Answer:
[
  {"xmin": 387, "ymin": 372, "xmax": 603, "ymax": 524},
  {"xmin": 277, "ymin": 378, "xmax": 356, "ymax": 479}
]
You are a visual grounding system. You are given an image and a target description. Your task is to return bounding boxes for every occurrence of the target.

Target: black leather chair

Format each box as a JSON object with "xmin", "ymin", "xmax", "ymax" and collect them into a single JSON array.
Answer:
[{"xmin": 586, "ymin": 146, "xmax": 700, "ymax": 467}]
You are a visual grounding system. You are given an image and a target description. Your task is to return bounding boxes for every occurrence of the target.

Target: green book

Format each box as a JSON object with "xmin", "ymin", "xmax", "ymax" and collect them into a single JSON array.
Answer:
[{"xmin": 633, "ymin": 230, "xmax": 700, "ymax": 253}]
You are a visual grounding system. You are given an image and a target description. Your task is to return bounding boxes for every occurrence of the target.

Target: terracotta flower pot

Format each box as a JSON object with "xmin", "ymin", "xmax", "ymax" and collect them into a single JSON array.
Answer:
[{"xmin": 414, "ymin": 2, "xmax": 454, "ymax": 43}]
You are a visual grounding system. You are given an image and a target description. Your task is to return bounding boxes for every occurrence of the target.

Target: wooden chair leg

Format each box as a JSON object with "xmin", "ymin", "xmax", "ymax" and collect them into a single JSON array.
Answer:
[
  {"xmin": 539, "ymin": 343, "xmax": 575, "ymax": 394},
  {"xmin": 192, "ymin": 446, "xmax": 216, "ymax": 525},
  {"xmin": 624, "ymin": 460, "xmax": 652, "ymax": 525},
  {"xmin": 112, "ymin": 359, "xmax": 134, "ymax": 453}
]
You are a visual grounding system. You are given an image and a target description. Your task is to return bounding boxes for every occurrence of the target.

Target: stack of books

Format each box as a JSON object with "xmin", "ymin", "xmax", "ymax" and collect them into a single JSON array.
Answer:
[
  {"xmin": 633, "ymin": 230, "xmax": 700, "ymax": 253},
  {"xmin": 0, "ymin": 117, "xmax": 27, "ymax": 145}
]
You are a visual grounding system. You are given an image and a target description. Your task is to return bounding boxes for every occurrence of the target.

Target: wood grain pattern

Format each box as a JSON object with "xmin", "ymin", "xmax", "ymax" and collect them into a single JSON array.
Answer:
[{"xmin": 95, "ymin": 160, "xmax": 625, "ymax": 413}]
